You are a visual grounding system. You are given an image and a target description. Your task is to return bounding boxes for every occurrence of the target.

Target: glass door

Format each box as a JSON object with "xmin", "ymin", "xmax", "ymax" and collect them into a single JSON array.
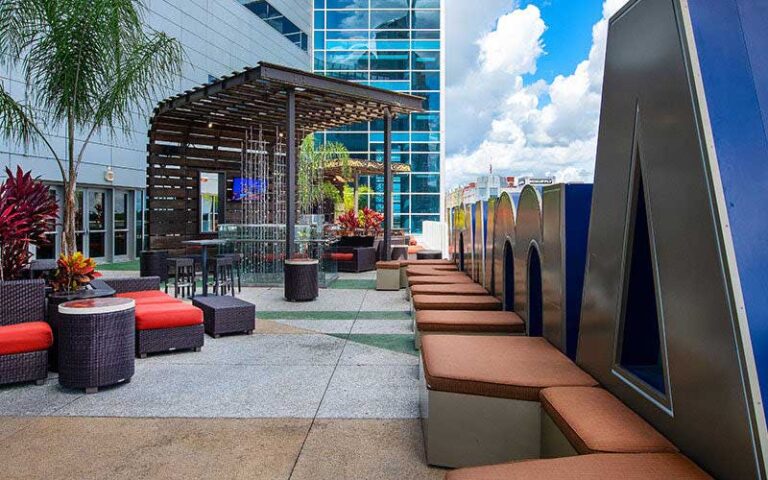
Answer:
[
  {"xmin": 87, "ymin": 190, "xmax": 107, "ymax": 260},
  {"xmin": 113, "ymin": 190, "xmax": 131, "ymax": 261}
]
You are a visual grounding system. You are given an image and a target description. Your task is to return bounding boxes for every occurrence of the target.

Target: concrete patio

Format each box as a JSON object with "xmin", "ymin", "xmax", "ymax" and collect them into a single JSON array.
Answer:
[{"xmin": 0, "ymin": 272, "xmax": 444, "ymax": 480}]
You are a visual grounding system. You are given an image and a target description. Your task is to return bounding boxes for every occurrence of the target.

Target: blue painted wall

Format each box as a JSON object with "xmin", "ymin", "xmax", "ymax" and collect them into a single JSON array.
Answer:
[{"xmin": 564, "ymin": 184, "xmax": 593, "ymax": 359}]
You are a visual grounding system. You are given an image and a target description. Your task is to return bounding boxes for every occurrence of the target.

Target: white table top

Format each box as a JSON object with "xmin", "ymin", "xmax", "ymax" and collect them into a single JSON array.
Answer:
[{"xmin": 59, "ymin": 297, "xmax": 135, "ymax": 315}]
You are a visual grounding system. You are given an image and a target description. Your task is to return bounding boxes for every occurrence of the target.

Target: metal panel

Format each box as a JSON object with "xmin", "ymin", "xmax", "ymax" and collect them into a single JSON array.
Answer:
[
  {"xmin": 542, "ymin": 184, "xmax": 593, "ymax": 360},
  {"xmin": 484, "ymin": 197, "xmax": 497, "ymax": 292},
  {"xmin": 514, "ymin": 186, "xmax": 543, "ymax": 335},
  {"xmin": 492, "ymin": 193, "xmax": 516, "ymax": 303},
  {"xmin": 576, "ymin": 1, "xmax": 761, "ymax": 478},
  {"xmin": 472, "ymin": 201, "xmax": 485, "ymax": 284}
]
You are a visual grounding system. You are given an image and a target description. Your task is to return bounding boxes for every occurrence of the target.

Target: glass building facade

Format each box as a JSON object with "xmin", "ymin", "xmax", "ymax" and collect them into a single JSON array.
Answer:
[{"xmin": 312, "ymin": 0, "xmax": 444, "ymax": 234}]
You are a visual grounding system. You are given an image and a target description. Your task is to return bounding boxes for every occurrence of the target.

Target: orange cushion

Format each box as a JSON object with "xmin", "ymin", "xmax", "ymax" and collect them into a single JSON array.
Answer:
[
  {"xmin": 402, "ymin": 259, "xmax": 455, "ymax": 266},
  {"xmin": 0, "ymin": 322, "xmax": 53, "ymax": 355},
  {"xmin": 411, "ymin": 284, "xmax": 490, "ymax": 296},
  {"xmin": 407, "ymin": 266, "xmax": 459, "ymax": 276},
  {"xmin": 444, "ymin": 453, "xmax": 712, "ymax": 480},
  {"xmin": 408, "ymin": 275, "xmax": 474, "ymax": 286},
  {"xmin": 135, "ymin": 304, "xmax": 203, "ymax": 331},
  {"xmin": 408, "ymin": 245, "xmax": 424, "ymax": 254},
  {"xmin": 377, "ymin": 261, "xmax": 401, "ymax": 270},
  {"xmin": 540, "ymin": 387, "xmax": 678, "ymax": 454},
  {"xmin": 416, "ymin": 311, "xmax": 525, "ymax": 334},
  {"xmin": 421, "ymin": 335, "xmax": 597, "ymax": 401},
  {"xmin": 330, "ymin": 253, "xmax": 355, "ymax": 262},
  {"xmin": 413, "ymin": 295, "xmax": 502, "ymax": 311},
  {"xmin": 117, "ymin": 291, "xmax": 182, "ymax": 306}
]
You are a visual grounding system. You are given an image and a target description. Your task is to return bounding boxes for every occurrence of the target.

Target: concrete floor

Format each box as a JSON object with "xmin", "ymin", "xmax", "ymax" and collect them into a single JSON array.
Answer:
[{"xmin": 0, "ymin": 273, "xmax": 446, "ymax": 479}]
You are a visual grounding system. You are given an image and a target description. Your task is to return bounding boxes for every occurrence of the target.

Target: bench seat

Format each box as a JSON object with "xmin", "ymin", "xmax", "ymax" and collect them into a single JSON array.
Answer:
[
  {"xmin": 422, "ymin": 336, "xmax": 597, "ymax": 401},
  {"xmin": 444, "ymin": 453, "xmax": 712, "ymax": 480},
  {"xmin": 117, "ymin": 291, "xmax": 182, "ymax": 306},
  {"xmin": 417, "ymin": 311, "xmax": 525, "ymax": 333},
  {"xmin": 411, "ymin": 284, "xmax": 490, "ymax": 296},
  {"xmin": 413, "ymin": 295, "xmax": 502, "ymax": 312},
  {"xmin": 540, "ymin": 386, "xmax": 678, "ymax": 455},
  {"xmin": 407, "ymin": 266, "xmax": 460, "ymax": 276},
  {"xmin": 408, "ymin": 275, "xmax": 474, "ymax": 286},
  {"xmin": 402, "ymin": 259, "xmax": 455, "ymax": 266}
]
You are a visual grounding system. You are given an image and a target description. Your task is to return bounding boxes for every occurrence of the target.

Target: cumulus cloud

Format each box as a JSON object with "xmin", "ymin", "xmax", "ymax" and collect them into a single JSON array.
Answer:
[{"xmin": 446, "ymin": 0, "xmax": 630, "ymax": 187}]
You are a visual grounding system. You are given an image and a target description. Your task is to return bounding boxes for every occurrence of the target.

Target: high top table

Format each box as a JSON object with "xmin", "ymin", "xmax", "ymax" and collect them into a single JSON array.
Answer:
[{"xmin": 182, "ymin": 239, "xmax": 229, "ymax": 296}]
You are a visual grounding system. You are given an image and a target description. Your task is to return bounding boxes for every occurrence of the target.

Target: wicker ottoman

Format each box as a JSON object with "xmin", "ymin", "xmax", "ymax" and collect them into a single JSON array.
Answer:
[
  {"xmin": 376, "ymin": 261, "xmax": 401, "ymax": 291},
  {"xmin": 417, "ymin": 250, "xmax": 443, "ymax": 260},
  {"xmin": 192, "ymin": 296, "xmax": 256, "ymax": 338}
]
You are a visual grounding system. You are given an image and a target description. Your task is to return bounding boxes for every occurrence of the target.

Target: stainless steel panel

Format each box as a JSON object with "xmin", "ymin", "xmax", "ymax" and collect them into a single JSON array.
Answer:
[
  {"xmin": 514, "ymin": 185, "xmax": 543, "ymax": 334},
  {"xmin": 472, "ymin": 201, "xmax": 485, "ymax": 283},
  {"xmin": 542, "ymin": 185, "xmax": 565, "ymax": 353},
  {"xmin": 492, "ymin": 193, "xmax": 516, "ymax": 303},
  {"xmin": 577, "ymin": 0, "xmax": 760, "ymax": 478},
  {"xmin": 484, "ymin": 197, "xmax": 497, "ymax": 292}
]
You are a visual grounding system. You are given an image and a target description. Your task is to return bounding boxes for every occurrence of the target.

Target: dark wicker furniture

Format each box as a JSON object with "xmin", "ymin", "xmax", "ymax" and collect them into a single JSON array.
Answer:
[
  {"xmin": 101, "ymin": 277, "xmax": 204, "ymax": 358},
  {"xmin": 192, "ymin": 296, "xmax": 256, "ymax": 337},
  {"xmin": 391, "ymin": 245, "xmax": 409, "ymax": 261},
  {"xmin": 417, "ymin": 250, "xmax": 443, "ymax": 260},
  {"xmin": 166, "ymin": 257, "xmax": 196, "ymax": 298},
  {"xmin": 57, "ymin": 298, "xmax": 135, "ymax": 393},
  {"xmin": 331, "ymin": 247, "xmax": 377, "ymax": 273},
  {"xmin": 0, "ymin": 280, "xmax": 51, "ymax": 386},
  {"xmin": 140, "ymin": 250, "xmax": 169, "ymax": 281},
  {"xmin": 285, "ymin": 260, "xmax": 319, "ymax": 302}
]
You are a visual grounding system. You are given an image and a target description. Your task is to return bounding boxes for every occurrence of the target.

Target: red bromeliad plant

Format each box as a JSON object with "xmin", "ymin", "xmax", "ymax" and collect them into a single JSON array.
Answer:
[
  {"xmin": 50, "ymin": 252, "xmax": 101, "ymax": 293},
  {"xmin": 0, "ymin": 167, "xmax": 59, "ymax": 281},
  {"xmin": 359, "ymin": 208, "xmax": 384, "ymax": 235},
  {"xmin": 337, "ymin": 210, "xmax": 360, "ymax": 233}
]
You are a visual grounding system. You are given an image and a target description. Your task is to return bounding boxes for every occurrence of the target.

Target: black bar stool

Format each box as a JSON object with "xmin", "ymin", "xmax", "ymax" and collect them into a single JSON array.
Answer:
[
  {"xmin": 217, "ymin": 253, "xmax": 243, "ymax": 293},
  {"xmin": 209, "ymin": 256, "xmax": 235, "ymax": 296},
  {"xmin": 166, "ymin": 257, "xmax": 196, "ymax": 298}
]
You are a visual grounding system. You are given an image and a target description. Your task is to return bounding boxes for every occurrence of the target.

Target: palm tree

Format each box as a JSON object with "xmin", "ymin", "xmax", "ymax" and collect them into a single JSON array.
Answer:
[
  {"xmin": 297, "ymin": 134, "xmax": 351, "ymax": 213},
  {"xmin": 0, "ymin": 0, "xmax": 183, "ymax": 254}
]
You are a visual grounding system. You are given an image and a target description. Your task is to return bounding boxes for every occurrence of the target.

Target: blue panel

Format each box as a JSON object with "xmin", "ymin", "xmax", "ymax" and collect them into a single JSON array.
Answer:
[
  {"xmin": 689, "ymin": 0, "xmax": 768, "ymax": 419},
  {"xmin": 564, "ymin": 184, "xmax": 593, "ymax": 360}
]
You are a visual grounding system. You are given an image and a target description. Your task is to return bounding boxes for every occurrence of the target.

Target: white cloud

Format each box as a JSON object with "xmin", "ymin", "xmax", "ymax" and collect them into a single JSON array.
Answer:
[{"xmin": 446, "ymin": 0, "xmax": 630, "ymax": 187}]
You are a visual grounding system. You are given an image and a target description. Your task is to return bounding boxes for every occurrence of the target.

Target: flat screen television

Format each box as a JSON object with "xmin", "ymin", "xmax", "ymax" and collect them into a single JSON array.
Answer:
[{"xmin": 232, "ymin": 177, "xmax": 267, "ymax": 201}]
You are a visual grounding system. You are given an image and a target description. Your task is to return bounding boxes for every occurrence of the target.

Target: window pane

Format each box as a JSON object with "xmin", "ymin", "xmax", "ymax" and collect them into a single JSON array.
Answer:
[
  {"xmin": 200, "ymin": 172, "xmax": 220, "ymax": 233},
  {"xmin": 412, "ymin": 71, "xmax": 440, "ymax": 91},
  {"xmin": 325, "ymin": 133, "xmax": 369, "ymax": 152},
  {"xmin": 36, "ymin": 234, "xmax": 57, "ymax": 260},
  {"xmin": 371, "ymin": 10, "xmax": 409, "ymax": 29},
  {"xmin": 412, "ymin": 10, "xmax": 440, "ymax": 29},
  {"xmin": 370, "ymin": 51, "xmax": 409, "ymax": 70},
  {"xmin": 411, "ymin": 195, "xmax": 440, "ymax": 213},
  {"xmin": 411, "ymin": 154, "xmax": 440, "ymax": 172},
  {"xmin": 327, "ymin": 0, "xmax": 368, "ymax": 7},
  {"xmin": 327, "ymin": 10, "xmax": 369, "ymax": 29},
  {"xmin": 411, "ymin": 215, "xmax": 440, "ymax": 234},
  {"xmin": 115, "ymin": 192, "xmax": 128, "ymax": 230},
  {"xmin": 89, "ymin": 232, "xmax": 105, "ymax": 258},
  {"xmin": 411, "ymin": 112, "xmax": 440, "ymax": 132},
  {"xmin": 76, "ymin": 191, "xmax": 83, "ymax": 231},
  {"xmin": 89, "ymin": 192, "xmax": 105, "ymax": 230},
  {"xmin": 114, "ymin": 232, "xmax": 128, "ymax": 256},
  {"xmin": 326, "ymin": 51, "xmax": 368, "ymax": 70},
  {"xmin": 411, "ymin": 174, "xmax": 440, "ymax": 193},
  {"xmin": 414, "ymin": 0, "xmax": 439, "ymax": 7},
  {"xmin": 371, "ymin": 0, "xmax": 408, "ymax": 7}
]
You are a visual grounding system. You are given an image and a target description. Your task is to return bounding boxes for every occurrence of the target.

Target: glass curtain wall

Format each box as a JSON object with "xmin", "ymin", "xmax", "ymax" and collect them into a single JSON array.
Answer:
[{"xmin": 313, "ymin": 0, "xmax": 443, "ymax": 234}]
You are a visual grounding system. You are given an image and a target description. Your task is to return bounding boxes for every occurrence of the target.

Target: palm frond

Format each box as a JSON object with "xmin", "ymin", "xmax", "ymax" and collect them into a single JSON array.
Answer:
[{"xmin": 0, "ymin": 81, "xmax": 36, "ymax": 145}]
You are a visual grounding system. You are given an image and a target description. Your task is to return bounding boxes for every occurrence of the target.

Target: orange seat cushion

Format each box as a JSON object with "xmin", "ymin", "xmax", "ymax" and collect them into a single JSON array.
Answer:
[
  {"xmin": 135, "ymin": 303, "xmax": 203, "ymax": 331},
  {"xmin": 407, "ymin": 266, "xmax": 459, "ymax": 277},
  {"xmin": 411, "ymin": 284, "xmax": 490, "ymax": 296},
  {"xmin": 540, "ymin": 387, "xmax": 678, "ymax": 454},
  {"xmin": 408, "ymin": 275, "xmax": 474, "ymax": 286},
  {"xmin": 421, "ymin": 335, "xmax": 597, "ymax": 401},
  {"xmin": 444, "ymin": 453, "xmax": 712, "ymax": 480},
  {"xmin": 402, "ymin": 259, "xmax": 455, "ymax": 266},
  {"xmin": 330, "ymin": 253, "xmax": 355, "ymax": 262},
  {"xmin": 408, "ymin": 245, "xmax": 424, "ymax": 254},
  {"xmin": 0, "ymin": 322, "xmax": 53, "ymax": 355},
  {"xmin": 117, "ymin": 291, "xmax": 182, "ymax": 306},
  {"xmin": 416, "ymin": 311, "xmax": 525, "ymax": 334},
  {"xmin": 376, "ymin": 261, "xmax": 401, "ymax": 270},
  {"xmin": 413, "ymin": 294, "xmax": 502, "ymax": 311}
]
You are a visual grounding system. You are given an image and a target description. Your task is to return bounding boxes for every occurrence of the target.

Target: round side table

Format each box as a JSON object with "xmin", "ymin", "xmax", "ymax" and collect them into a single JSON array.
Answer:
[
  {"xmin": 58, "ymin": 298, "xmax": 136, "ymax": 393},
  {"xmin": 284, "ymin": 260, "xmax": 319, "ymax": 302},
  {"xmin": 417, "ymin": 250, "xmax": 443, "ymax": 260}
]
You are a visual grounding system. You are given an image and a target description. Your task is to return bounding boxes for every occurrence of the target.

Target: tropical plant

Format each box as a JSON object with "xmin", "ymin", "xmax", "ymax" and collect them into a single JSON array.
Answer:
[
  {"xmin": 337, "ymin": 210, "xmax": 360, "ymax": 233},
  {"xmin": 0, "ymin": 167, "xmax": 59, "ymax": 281},
  {"xmin": 50, "ymin": 251, "xmax": 100, "ymax": 293},
  {"xmin": 0, "ymin": 0, "xmax": 183, "ymax": 255},
  {"xmin": 343, "ymin": 184, "xmax": 374, "ymax": 212},
  {"xmin": 298, "ymin": 134, "xmax": 351, "ymax": 213},
  {"xmin": 358, "ymin": 207, "xmax": 384, "ymax": 235}
]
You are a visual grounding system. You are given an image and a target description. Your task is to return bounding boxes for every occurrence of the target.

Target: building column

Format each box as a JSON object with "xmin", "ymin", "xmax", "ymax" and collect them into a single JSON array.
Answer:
[
  {"xmin": 383, "ymin": 109, "xmax": 393, "ymax": 261},
  {"xmin": 285, "ymin": 89, "xmax": 297, "ymax": 260}
]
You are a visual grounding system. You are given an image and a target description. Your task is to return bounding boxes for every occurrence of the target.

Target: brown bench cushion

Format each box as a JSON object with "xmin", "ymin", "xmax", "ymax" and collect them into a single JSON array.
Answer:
[
  {"xmin": 376, "ymin": 261, "xmax": 401, "ymax": 270},
  {"xmin": 540, "ymin": 387, "xmax": 678, "ymax": 454},
  {"xmin": 407, "ymin": 266, "xmax": 459, "ymax": 276},
  {"xmin": 416, "ymin": 311, "xmax": 525, "ymax": 334},
  {"xmin": 408, "ymin": 275, "xmax": 474, "ymax": 286},
  {"xmin": 410, "ymin": 284, "xmax": 489, "ymax": 296},
  {"xmin": 445, "ymin": 453, "xmax": 712, "ymax": 480},
  {"xmin": 413, "ymin": 295, "xmax": 502, "ymax": 311},
  {"xmin": 402, "ymin": 259, "xmax": 455, "ymax": 266},
  {"xmin": 421, "ymin": 336, "xmax": 597, "ymax": 401}
]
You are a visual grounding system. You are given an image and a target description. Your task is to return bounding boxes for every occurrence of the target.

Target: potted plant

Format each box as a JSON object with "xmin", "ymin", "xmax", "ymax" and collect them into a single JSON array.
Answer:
[
  {"xmin": 50, "ymin": 252, "xmax": 101, "ymax": 294},
  {"xmin": 0, "ymin": 167, "xmax": 59, "ymax": 281},
  {"xmin": 359, "ymin": 208, "xmax": 384, "ymax": 236}
]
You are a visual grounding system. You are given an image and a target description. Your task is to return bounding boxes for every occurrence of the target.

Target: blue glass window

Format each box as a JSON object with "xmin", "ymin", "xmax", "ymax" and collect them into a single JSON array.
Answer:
[
  {"xmin": 419, "ymin": 92, "xmax": 440, "ymax": 111},
  {"xmin": 411, "ymin": 215, "xmax": 440, "ymax": 234},
  {"xmin": 411, "ymin": 195, "xmax": 440, "ymax": 212},
  {"xmin": 326, "ymin": 39, "xmax": 371, "ymax": 50},
  {"xmin": 412, "ymin": 40, "xmax": 440, "ymax": 50},
  {"xmin": 412, "ymin": 71, "xmax": 440, "ymax": 90},
  {"xmin": 326, "ymin": 30, "xmax": 369, "ymax": 40},
  {"xmin": 327, "ymin": 10, "xmax": 369, "ymax": 29},
  {"xmin": 393, "ymin": 215, "xmax": 411, "ymax": 231},
  {"xmin": 314, "ymin": 31, "xmax": 325, "ymax": 50},
  {"xmin": 372, "ymin": 0, "xmax": 409, "ymax": 7},
  {"xmin": 411, "ymin": 113, "xmax": 440, "ymax": 131},
  {"xmin": 326, "ymin": 51, "xmax": 368, "ymax": 70},
  {"xmin": 414, "ymin": 0, "xmax": 440, "ymax": 7},
  {"xmin": 412, "ymin": 10, "xmax": 440, "ymax": 29},
  {"xmin": 412, "ymin": 51, "xmax": 440, "ymax": 70},
  {"xmin": 410, "ymin": 154, "xmax": 440, "ymax": 172},
  {"xmin": 328, "ymin": 0, "xmax": 369, "ymax": 7},
  {"xmin": 371, "ymin": 10, "xmax": 410, "ymax": 29},
  {"xmin": 373, "ymin": 29, "xmax": 409, "ymax": 40},
  {"xmin": 369, "ymin": 71, "xmax": 409, "ymax": 80},
  {"xmin": 411, "ymin": 174, "xmax": 440, "ymax": 193},
  {"xmin": 411, "ymin": 142, "xmax": 439, "ymax": 153},
  {"xmin": 239, "ymin": 1, "xmax": 309, "ymax": 50},
  {"xmin": 325, "ymin": 133, "xmax": 369, "ymax": 152},
  {"xmin": 413, "ymin": 30, "xmax": 440, "ymax": 39},
  {"xmin": 371, "ymin": 115, "xmax": 409, "ymax": 131},
  {"xmin": 370, "ymin": 51, "xmax": 410, "ymax": 70}
]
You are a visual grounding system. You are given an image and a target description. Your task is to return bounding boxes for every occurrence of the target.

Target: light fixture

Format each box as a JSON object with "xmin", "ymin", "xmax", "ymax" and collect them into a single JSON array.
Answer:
[
  {"xmin": 104, "ymin": 166, "xmax": 115, "ymax": 182},
  {"xmin": 207, "ymin": 121, "xmax": 214, "ymax": 128}
]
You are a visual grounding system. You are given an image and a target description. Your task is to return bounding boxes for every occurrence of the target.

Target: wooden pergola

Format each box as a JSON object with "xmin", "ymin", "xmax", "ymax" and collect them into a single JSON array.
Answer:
[{"xmin": 147, "ymin": 62, "xmax": 423, "ymax": 259}]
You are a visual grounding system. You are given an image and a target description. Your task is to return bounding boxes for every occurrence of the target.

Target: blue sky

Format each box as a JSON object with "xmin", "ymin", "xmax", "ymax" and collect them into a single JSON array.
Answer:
[{"xmin": 445, "ymin": 0, "xmax": 627, "ymax": 186}]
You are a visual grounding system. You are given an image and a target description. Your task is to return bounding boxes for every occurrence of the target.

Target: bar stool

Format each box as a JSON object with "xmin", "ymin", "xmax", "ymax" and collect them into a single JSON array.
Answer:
[
  {"xmin": 166, "ymin": 257, "xmax": 196, "ymax": 298},
  {"xmin": 217, "ymin": 253, "xmax": 242, "ymax": 293},
  {"xmin": 209, "ymin": 256, "xmax": 235, "ymax": 296}
]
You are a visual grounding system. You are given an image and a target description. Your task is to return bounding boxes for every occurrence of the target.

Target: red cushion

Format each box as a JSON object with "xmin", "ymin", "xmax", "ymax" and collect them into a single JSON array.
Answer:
[
  {"xmin": 0, "ymin": 322, "xmax": 53, "ymax": 355},
  {"xmin": 135, "ymin": 304, "xmax": 203, "ymax": 331},
  {"xmin": 117, "ymin": 291, "xmax": 182, "ymax": 305},
  {"xmin": 330, "ymin": 253, "xmax": 355, "ymax": 262}
]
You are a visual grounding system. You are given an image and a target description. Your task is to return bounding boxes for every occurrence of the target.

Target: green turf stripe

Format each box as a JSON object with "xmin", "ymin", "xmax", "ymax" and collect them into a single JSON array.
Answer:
[
  {"xmin": 332, "ymin": 334, "xmax": 418, "ymax": 357},
  {"xmin": 329, "ymin": 279, "xmax": 376, "ymax": 290},
  {"xmin": 356, "ymin": 311, "xmax": 411, "ymax": 320},
  {"xmin": 98, "ymin": 260, "xmax": 140, "ymax": 271},
  {"xmin": 256, "ymin": 310, "xmax": 412, "ymax": 321}
]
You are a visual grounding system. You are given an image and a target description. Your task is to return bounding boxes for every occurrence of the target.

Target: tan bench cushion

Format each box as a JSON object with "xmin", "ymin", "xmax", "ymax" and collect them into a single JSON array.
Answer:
[
  {"xmin": 402, "ymin": 259, "xmax": 455, "ymax": 266},
  {"xmin": 445, "ymin": 453, "xmax": 712, "ymax": 480},
  {"xmin": 416, "ymin": 311, "xmax": 525, "ymax": 334},
  {"xmin": 410, "ymin": 284, "xmax": 489, "ymax": 296},
  {"xmin": 413, "ymin": 294, "xmax": 502, "ymax": 311},
  {"xmin": 408, "ymin": 275, "xmax": 474, "ymax": 286},
  {"xmin": 376, "ymin": 261, "xmax": 401, "ymax": 270},
  {"xmin": 407, "ymin": 266, "xmax": 459, "ymax": 276},
  {"xmin": 540, "ymin": 387, "xmax": 678, "ymax": 455},
  {"xmin": 421, "ymin": 336, "xmax": 597, "ymax": 401}
]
